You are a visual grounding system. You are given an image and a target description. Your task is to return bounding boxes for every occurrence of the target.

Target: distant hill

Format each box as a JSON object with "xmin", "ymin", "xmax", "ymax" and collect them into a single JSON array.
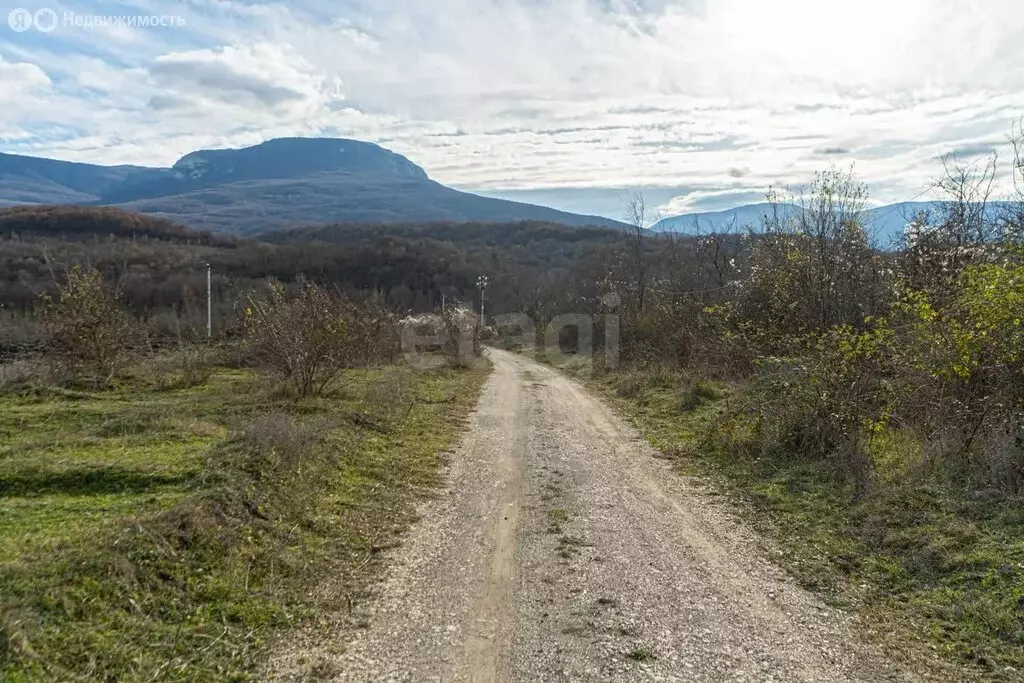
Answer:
[
  {"xmin": 0, "ymin": 206, "xmax": 626, "ymax": 320},
  {"xmin": 653, "ymin": 203, "xmax": 799, "ymax": 235},
  {"xmin": 264, "ymin": 219, "xmax": 625, "ymax": 272},
  {"xmin": 0, "ymin": 153, "xmax": 156, "ymax": 205},
  {"xmin": 653, "ymin": 201, "xmax": 1008, "ymax": 246},
  {"xmin": 0, "ymin": 205, "xmax": 239, "ymax": 246},
  {"xmin": 0, "ymin": 138, "xmax": 626, "ymax": 234},
  {"xmin": 116, "ymin": 173, "xmax": 629, "ymax": 235}
]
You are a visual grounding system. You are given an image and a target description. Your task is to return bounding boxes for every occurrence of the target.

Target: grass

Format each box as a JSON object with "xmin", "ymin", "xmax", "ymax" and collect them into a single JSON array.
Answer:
[
  {"xmin": 536, "ymin": 350, "xmax": 1024, "ymax": 681},
  {"xmin": 0, "ymin": 354, "xmax": 489, "ymax": 680}
]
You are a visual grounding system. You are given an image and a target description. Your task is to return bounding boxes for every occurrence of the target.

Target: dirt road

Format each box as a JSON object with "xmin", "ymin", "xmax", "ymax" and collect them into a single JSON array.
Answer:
[{"xmin": 276, "ymin": 349, "xmax": 914, "ymax": 682}]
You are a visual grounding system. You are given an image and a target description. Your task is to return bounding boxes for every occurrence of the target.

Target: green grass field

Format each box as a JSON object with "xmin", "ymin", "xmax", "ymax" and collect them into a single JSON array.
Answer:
[{"xmin": 0, "ymin": 357, "xmax": 488, "ymax": 680}]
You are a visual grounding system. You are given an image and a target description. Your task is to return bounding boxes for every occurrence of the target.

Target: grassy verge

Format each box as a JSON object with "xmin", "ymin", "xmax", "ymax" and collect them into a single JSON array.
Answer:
[
  {"xmin": 0, "ymin": 356, "xmax": 489, "ymax": 680},
  {"xmin": 535, "ymin": 350, "xmax": 1023, "ymax": 681}
]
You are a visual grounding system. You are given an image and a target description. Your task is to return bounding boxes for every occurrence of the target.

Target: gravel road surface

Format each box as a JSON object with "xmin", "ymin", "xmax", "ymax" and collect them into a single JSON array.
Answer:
[{"xmin": 272, "ymin": 349, "xmax": 918, "ymax": 682}]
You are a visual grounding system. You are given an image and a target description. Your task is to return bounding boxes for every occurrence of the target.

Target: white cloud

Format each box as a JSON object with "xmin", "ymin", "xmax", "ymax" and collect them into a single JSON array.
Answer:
[
  {"xmin": 148, "ymin": 43, "xmax": 343, "ymax": 113},
  {"xmin": 0, "ymin": 55, "xmax": 50, "ymax": 96},
  {"xmin": 0, "ymin": 55, "xmax": 54, "ymax": 141},
  {"xmin": 0, "ymin": 0, "xmax": 1022, "ymax": 216}
]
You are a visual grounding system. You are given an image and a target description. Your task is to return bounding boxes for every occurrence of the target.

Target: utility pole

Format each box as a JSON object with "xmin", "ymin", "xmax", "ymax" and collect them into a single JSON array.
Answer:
[
  {"xmin": 476, "ymin": 275, "xmax": 489, "ymax": 327},
  {"xmin": 206, "ymin": 263, "xmax": 212, "ymax": 340}
]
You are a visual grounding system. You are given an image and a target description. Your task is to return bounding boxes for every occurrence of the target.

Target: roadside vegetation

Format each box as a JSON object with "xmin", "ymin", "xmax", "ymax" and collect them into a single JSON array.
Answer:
[
  {"xmin": 0, "ymin": 268, "xmax": 487, "ymax": 680},
  {"xmin": 532, "ymin": 121, "xmax": 1024, "ymax": 678}
]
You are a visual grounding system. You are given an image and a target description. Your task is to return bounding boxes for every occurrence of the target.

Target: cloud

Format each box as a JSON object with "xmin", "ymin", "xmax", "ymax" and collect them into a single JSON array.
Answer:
[
  {"xmin": 659, "ymin": 188, "xmax": 772, "ymax": 215},
  {"xmin": 946, "ymin": 141, "xmax": 1001, "ymax": 159},
  {"xmin": 0, "ymin": 55, "xmax": 54, "ymax": 140},
  {"xmin": 148, "ymin": 43, "xmax": 342, "ymax": 111},
  {"xmin": 0, "ymin": 55, "xmax": 50, "ymax": 97},
  {"xmin": 151, "ymin": 60, "xmax": 303, "ymax": 109},
  {"xmin": 0, "ymin": 0, "xmax": 1021, "ymax": 217}
]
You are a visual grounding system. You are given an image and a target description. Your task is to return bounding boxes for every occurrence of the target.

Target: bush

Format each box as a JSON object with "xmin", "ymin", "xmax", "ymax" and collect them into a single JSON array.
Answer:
[
  {"xmin": 146, "ymin": 337, "xmax": 214, "ymax": 391},
  {"xmin": 880, "ymin": 261, "xmax": 1024, "ymax": 491},
  {"xmin": 41, "ymin": 266, "xmax": 136, "ymax": 385},
  {"xmin": 0, "ymin": 309, "xmax": 43, "ymax": 358},
  {"xmin": 207, "ymin": 412, "xmax": 334, "ymax": 525},
  {"xmin": 738, "ymin": 323, "xmax": 896, "ymax": 493},
  {"xmin": 678, "ymin": 378, "xmax": 721, "ymax": 412},
  {"xmin": 0, "ymin": 359, "xmax": 40, "ymax": 392},
  {"xmin": 242, "ymin": 281, "xmax": 394, "ymax": 396}
]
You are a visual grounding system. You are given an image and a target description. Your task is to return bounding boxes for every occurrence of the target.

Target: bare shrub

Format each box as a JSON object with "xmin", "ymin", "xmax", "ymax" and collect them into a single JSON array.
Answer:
[
  {"xmin": 234, "ymin": 413, "xmax": 322, "ymax": 475},
  {"xmin": 346, "ymin": 296, "xmax": 401, "ymax": 366},
  {"xmin": 0, "ymin": 359, "xmax": 40, "ymax": 392},
  {"xmin": 899, "ymin": 151, "xmax": 1004, "ymax": 303},
  {"xmin": 41, "ymin": 266, "xmax": 136, "ymax": 385},
  {"xmin": 1002, "ymin": 117, "xmax": 1024, "ymax": 240},
  {"xmin": 242, "ymin": 281, "xmax": 389, "ymax": 396},
  {"xmin": 0, "ymin": 309, "xmax": 43, "ymax": 357},
  {"xmin": 623, "ymin": 192, "xmax": 652, "ymax": 316},
  {"xmin": 210, "ymin": 412, "xmax": 335, "ymax": 523},
  {"xmin": 172, "ymin": 340, "xmax": 213, "ymax": 389},
  {"xmin": 975, "ymin": 417, "xmax": 1024, "ymax": 494},
  {"xmin": 614, "ymin": 372, "xmax": 646, "ymax": 399},
  {"xmin": 148, "ymin": 338, "xmax": 213, "ymax": 391}
]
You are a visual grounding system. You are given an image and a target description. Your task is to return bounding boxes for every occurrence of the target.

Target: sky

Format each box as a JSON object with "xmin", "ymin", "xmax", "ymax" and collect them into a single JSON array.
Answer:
[{"xmin": 1, "ymin": 0, "xmax": 1023, "ymax": 220}]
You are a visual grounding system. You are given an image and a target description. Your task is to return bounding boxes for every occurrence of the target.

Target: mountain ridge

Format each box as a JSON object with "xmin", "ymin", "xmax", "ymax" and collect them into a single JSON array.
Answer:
[
  {"xmin": 653, "ymin": 200, "xmax": 1010, "ymax": 245},
  {"xmin": 0, "ymin": 138, "xmax": 626, "ymax": 233}
]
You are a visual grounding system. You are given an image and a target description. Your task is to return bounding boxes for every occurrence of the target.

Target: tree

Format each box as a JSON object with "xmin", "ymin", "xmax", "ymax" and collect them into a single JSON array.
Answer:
[
  {"xmin": 901, "ymin": 150, "xmax": 1002, "ymax": 303},
  {"xmin": 42, "ymin": 266, "xmax": 135, "ymax": 384},
  {"xmin": 624, "ymin": 192, "xmax": 652, "ymax": 315},
  {"xmin": 1001, "ymin": 117, "xmax": 1024, "ymax": 242},
  {"xmin": 747, "ymin": 167, "xmax": 883, "ymax": 340}
]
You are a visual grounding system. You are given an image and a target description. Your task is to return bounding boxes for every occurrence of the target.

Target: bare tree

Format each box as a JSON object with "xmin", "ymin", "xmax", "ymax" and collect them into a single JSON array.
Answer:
[
  {"xmin": 624, "ymin": 192, "xmax": 655, "ymax": 315},
  {"xmin": 1001, "ymin": 117, "xmax": 1024, "ymax": 242},
  {"xmin": 902, "ymin": 150, "xmax": 1001, "ymax": 300},
  {"xmin": 935, "ymin": 151, "xmax": 998, "ymax": 246},
  {"xmin": 693, "ymin": 216, "xmax": 748, "ymax": 293}
]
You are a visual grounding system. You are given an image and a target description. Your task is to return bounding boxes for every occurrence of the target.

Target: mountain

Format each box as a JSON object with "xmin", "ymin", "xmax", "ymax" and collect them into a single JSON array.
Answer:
[
  {"xmin": 0, "ymin": 152, "xmax": 157, "ymax": 206},
  {"xmin": 652, "ymin": 203, "xmax": 799, "ymax": 235},
  {"xmin": 116, "ymin": 173, "xmax": 628, "ymax": 234},
  {"xmin": 98, "ymin": 138, "xmax": 430, "ymax": 204},
  {"xmin": 653, "ymin": 201, "xmax": 1009, "ymax": 246},
  {"xmin": 0, "ymin": 139, "xmax": 626, "ymax": 234}
]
